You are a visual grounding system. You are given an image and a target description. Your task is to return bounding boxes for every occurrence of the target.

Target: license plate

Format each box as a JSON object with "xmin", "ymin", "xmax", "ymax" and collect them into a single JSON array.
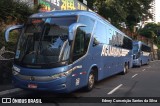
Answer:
[{"xmin": 28, "ymin": 84, "xmax": 37, "ymax": 89}]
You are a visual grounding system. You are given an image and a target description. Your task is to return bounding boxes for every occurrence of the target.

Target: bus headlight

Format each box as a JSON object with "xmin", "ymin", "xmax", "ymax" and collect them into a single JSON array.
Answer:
[
  {"xmin": 51, "ymin": 69, "xmax": 73, "ymax": 79},
  {"xmin": 12, "ymin": 66, "xmax": 20, "ymax": 75}
]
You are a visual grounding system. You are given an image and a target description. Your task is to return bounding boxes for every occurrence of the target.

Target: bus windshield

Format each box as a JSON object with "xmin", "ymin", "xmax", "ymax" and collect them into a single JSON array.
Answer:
[
  {"xmin": 15, "ymin": 16, "xmax": 77, "ymax": 65},
  {"xmin": 133, "ymin": 44, "xmax": 139, "ymax": 54}
]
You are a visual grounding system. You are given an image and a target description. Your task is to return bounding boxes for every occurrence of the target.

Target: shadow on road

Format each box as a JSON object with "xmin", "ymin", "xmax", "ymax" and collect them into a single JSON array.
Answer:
[{"xmin": 0, "ymin": 60, "xmax": 12, "ymax": 85}]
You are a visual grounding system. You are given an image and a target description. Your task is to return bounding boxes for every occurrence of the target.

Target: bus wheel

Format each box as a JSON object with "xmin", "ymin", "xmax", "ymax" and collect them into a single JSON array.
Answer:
[
  {"xmin": 85, "ymin": 71, "xmax": 95, "ymax": 91},
  {"xmin": 138, "ymin": 60, "xmax": 142, "ymax": 67},
  {"xmin": 122, "ymin": 64, "xmax": 128, "ymax": 75},
  {"xmin": 146, "ymin": 60, "xmax": 149, "ymax": 65},
  {"xmin": 140, "ymin": 60, "xmax": 142, "ymax": 66}
]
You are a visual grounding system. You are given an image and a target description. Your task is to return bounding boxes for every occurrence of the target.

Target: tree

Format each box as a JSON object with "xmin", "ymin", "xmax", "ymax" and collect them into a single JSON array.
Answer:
[
  {"xmin": 139, "ymin": 23, "xmax": 160, "ymax": 37},
  {"xmin": 0, "ymin": 0, "xmax": 42, "ymax": 50},
  {"xmin": 86, "ymin": 0, "xmax": 153, "ymax": 31},
  {"xmin": 0, "ymin": 0, "xmax": 41, "ymax": 24},
  {"xmin": 138, "ymin": 23, "xmax": 160, "ymax": 44},
  {"xmin": 125, "ymin": 0, "xmax": 153, "ymax": 31}
]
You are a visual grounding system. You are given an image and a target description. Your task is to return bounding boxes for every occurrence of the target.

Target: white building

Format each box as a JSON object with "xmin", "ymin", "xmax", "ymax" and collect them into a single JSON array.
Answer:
[
  {"xmin": 155, "ymin": 0, "xmax": 160, "ymax": 23},
  {"xmin": 138, "ymin": 0, "xmax": 160, "ymax": 28},
  {"xmin": 145, "ymin": 0, "xmax": 160, "ymax": 24}
]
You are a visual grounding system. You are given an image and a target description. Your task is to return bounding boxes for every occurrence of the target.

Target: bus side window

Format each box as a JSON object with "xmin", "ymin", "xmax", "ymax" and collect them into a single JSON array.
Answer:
[
  {"xmin": 122, "ymin": 36, "xmax": 132, "ymax": 50},
  {"xmin": 73, "ymin": 27, "xmax": 85, "ymax": 61},
  {"xmin": 93, "ymin": 22, "xmax": 107, "ymax": 45}
]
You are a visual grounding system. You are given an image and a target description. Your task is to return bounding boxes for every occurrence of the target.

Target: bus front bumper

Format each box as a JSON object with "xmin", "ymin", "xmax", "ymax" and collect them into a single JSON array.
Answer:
[
  {"xmin": 133, "ymin": 59, "xmax": 140, "ymax": 66},
  {"xmin": 12, "ymin": 75, "xmax": 72, "ymax": 93}
]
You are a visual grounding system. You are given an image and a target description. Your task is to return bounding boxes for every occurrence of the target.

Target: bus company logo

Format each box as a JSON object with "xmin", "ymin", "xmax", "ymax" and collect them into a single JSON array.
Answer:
[
  {"xmin": 101, "ymin": 45, "xmax": 122, "ymax": 57},
  {"xmin": 2, "ymin": 98, "xmax": 11, "ymax": 103}
]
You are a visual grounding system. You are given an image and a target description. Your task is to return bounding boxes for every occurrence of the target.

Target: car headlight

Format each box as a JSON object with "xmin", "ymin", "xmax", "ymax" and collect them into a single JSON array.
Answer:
[
  {"xmin": 12, "ymin": 66, "xmax": 20, "ymax": 75},
  {"xmin": 51, "ymin": 69, "xmax": 73, "ymax": 80}
]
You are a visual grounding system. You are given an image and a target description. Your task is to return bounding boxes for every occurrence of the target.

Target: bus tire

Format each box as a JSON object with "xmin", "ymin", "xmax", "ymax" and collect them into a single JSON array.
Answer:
[
  {"xmin": 138, "ymin": 60, "xmax": 142, "ymax": 67},
  {"xmin": 85, "ymin": 71, "xmax": 95, "ymax": 91},
  {"xmin": 146, "ymin": 59, "xmax": 149, "ymax": 65},
  {"xmin": 122, "ymin": 63, "xmax": 128, "ymax": 75},
  {"xmin": 140, "ymin": 60, "xmax": 142, "ymax": 66}
]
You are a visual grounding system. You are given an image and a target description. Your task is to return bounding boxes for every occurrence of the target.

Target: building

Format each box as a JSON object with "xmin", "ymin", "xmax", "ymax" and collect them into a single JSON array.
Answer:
[
  {"xmin": 143, "ymin": 0, "xmax": 160, "ymax": 25},
  {"xmin": 155, "ymin": 0, "xmax": 160, "ymax": 23},
  {"xmin": 15, "ymin": 0, "xmax": 88, "ymax": 11},
  {"xmin": 150, "ymin": 0, "xmax": 156, "ymax": 22}
]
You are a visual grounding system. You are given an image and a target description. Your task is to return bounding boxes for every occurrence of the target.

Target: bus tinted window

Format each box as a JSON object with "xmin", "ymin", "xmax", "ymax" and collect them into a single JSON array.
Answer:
[
  {"xmin": 73, "ymin": 27, "xmax": 85, "ymax": 61},
  {"xmin": 78, "ymin": 15, "xmax": 95, "ymax": 34},
  {"xmin": 141, "ymin": 44, "xmax": 151, "ymax": 52},
  {"xmin": 78, "ymin": 15, "xmax": 95, "ymax": 51},
  {"xmin": 122, "ymin": 36, "xmax": 132, "ymax": 50},
  {"xmin": 93, "ymin": 22, "xmax": 107, "ymax": 44},
  {"xmin": 73, "ymin": 16, "xmax": 95, "ymax": 61},
  {"xmin": 109, "ymin": 31, "xmax": 124, "ymax": 47}
]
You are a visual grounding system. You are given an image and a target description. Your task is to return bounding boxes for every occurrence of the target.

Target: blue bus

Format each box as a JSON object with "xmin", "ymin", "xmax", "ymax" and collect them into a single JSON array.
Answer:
[
  {"xmin": 132, "ymin": 41, "xmax": 151, "ymax": 67},
  {"xmin": 4, "ymin": 10, "xmax": 133, "ymax": 93}
]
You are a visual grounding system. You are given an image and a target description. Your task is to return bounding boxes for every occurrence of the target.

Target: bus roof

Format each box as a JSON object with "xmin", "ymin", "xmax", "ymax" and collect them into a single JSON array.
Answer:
[
  {"xmin": 30, "ymin": 10, "xmax": 132, "ymax": 40},
  {"xmin": 30, "ymin": 10, "xmax": 110, "ymax": 23}
]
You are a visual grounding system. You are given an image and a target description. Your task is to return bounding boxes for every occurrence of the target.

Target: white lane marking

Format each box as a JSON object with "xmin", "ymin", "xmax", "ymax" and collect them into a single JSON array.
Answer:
[
  {"xmin": 132, "ymin": 74, "xmax": 138, "ymax": 78},
  {"xmin": 108, "ymin": 84, "xmax": 123, "ymax": 95},
  {"xmin": 0, "ymin": 88, "xmax": 22, "ymax": 96},
  {"xmin": 142, "ymin": 69, "xmax": 146, "ymax": 71}
]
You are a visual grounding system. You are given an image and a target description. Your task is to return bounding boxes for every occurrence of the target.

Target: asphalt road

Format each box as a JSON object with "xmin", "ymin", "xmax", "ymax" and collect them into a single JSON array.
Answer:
[{"xmin": 1, "ymin": 60, "xmax": 160, "ymax": 106}]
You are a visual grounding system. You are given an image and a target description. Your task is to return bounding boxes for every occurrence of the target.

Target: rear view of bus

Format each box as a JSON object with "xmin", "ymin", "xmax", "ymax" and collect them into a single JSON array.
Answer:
[{"xmin": 132, "ymin": 41, "xmax": 151, "ymax": 67}]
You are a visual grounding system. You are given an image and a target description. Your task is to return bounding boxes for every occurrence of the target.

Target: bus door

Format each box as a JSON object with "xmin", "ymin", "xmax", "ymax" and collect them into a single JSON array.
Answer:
[{"xmin": 69, "ymin": 24, "xmax": 93, "ymax": 90}]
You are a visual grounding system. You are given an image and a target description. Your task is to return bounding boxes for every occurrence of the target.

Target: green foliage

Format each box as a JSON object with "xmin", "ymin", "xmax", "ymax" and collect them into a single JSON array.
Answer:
[
  {"xmin": 157, "ymin": 36, "xmax": 160, "ymax": 45},
  {"xmin": 125, "ymin": 0, "xmax": 153, "ymax": 31},
  {"xmin": 88, "ymin": 0, "xmax": 153, "ymax": 31},
  {"xmin": 0, "ymin": 0, "xmax": 41, "ymax": 51},
  {"xmin": 139, "ymin": 23, "xmax": 160, "ymax": 38},
  {"xmin": 0, "ymin": 0, "xmax": 42, "ymax": 24},
  {"xmin": 0, "ymin": 31, "xmax": 19, "ymax": 51},
  {"xmin": 138, "ymin": 23, "xmax": 160, "ymax": 44},
  {"xmin": 139, "ymin": 30, "xmax": 155, "ymax": 38},
  {"xmin": 0, "ymin": 0, "xmax": 31, "ymax": 23},
  {"xmin": 0, "ymin": 32, "xmax": 4, "ymax": 49},
  {"xmin": 157, "ymin": 44, "xmax": 160, "ymax": 49}
]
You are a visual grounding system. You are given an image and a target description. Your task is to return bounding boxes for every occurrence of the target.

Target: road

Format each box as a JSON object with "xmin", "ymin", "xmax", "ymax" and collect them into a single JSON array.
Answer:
[{"xmin": 1, "ymin": 60, "xmax": 160, "ymax": 106}]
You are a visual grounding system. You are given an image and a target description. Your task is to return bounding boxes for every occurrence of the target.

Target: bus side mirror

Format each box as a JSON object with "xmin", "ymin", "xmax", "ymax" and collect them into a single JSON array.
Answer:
[
  {"xmin": 4, "ymin": 25, "xmax": 23, "ymax": 42},
  {"xmin": 93, "ymin": 37, "xmax": 99, "ymax": 46},
  {"xmin": 68, "ymin": 23, "xmax": 86, "ymax": 41}
]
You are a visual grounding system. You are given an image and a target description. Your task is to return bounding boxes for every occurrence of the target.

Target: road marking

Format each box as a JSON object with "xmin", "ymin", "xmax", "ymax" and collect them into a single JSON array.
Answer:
[
  {"xmin": 150, "ymin": 60, "xmax": 160, "ymax": 62},
  {"xmin": 108, "ymin": 84, "xmax": 123, "ymax": 95},
  {"xmin": 0, "ymin": 88, "xmax": 22, "ymax": 96},
  {"xmin": 132, "ymin": 74, "xmax": 138, "ymax": 78},
  {"xmin": 142, "ymin": 69, "xmax": 146, "ymax": 71}
]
